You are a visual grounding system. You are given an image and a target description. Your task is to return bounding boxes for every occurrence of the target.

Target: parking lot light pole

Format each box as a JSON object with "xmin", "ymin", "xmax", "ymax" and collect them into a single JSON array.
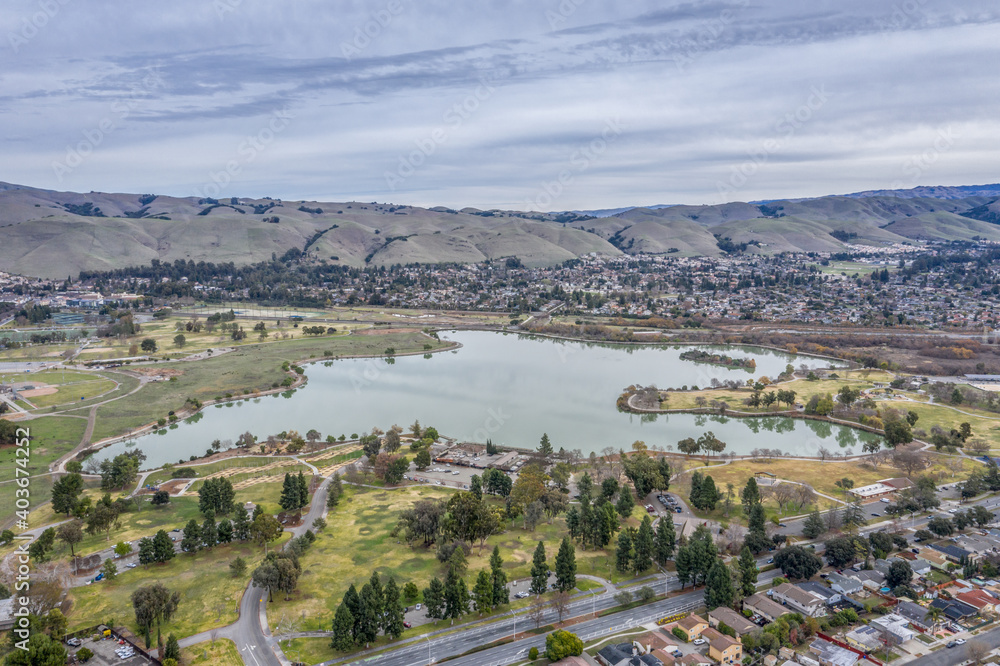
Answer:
[{"xmin": 510, "ymin": 609, "xmax": 517, "ymax": 641}]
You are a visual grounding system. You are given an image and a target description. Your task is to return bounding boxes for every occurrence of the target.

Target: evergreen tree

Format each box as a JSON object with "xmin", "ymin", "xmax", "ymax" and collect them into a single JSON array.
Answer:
[
  {"xmin": 689, "ymin": 471, "xmax": 704, "ymax": 508},
  {"xmin": 327, "ymin": 473, "xmax": 343, "ymax": 508},
  {"xmin": 697, "ymin": 475, "xmax": 721, "ymax": 510},
  {"xmin": 738, "ymin": 546, "xmax": 758, "ymax": 597},
  {"xmin": 704, "ymin": 557, "xmax": 736, "ymax": 610},
  {"xmin": 297, "ymin": 471, "xmax": 309, "ymax": 508},
  {"xmin": 616, "ymin": 529, "xmax": 633, "ymax": 573},
  {"xmin": 538, "ymin": 433, "xmax": 553, "ymax": 456},
  {"xmin": 181, "ymin": 519, "xmax": 201, "ymax": 553},
  {"xmin": 218, "ymin": 518, "xmax": 234, "ymax": 543},
  {"xmin": 742, "ymin": 478, "xmax": 771, "ymax": 553},
  {"xmin": 232, "ymin": 505, "xmax": 251, "ymax": 541},
  {"xmin": 615, "ymin": 485, "xmax": 635, "ymax": 518},
  {"xmin": 655, "ymin": 515, "xmax": 676, "ymax": 565},
  {"xmin": 633, "ymin": 515, "xmax": 654, "ymax": 574},
  {"xmin": 473, "ymin": 570, "xmax": 494, "ymax": 613},
  {"xmin": 444, "ymin": 569, "xmax": 469, "ymax": 619},
  {"xmin": 357, "ymin": 583, "xmax": 381, "ymax": 646},
  {"xmin": 490, "ymin": 545, "xmax": 509, "ymax": 607},
  {"xmin": 576, "ymin": 472, "xmax": 593, "ymax": 501},
  {"xmin": 369, "ymin": 571, "xmax": 384, "ymax": 621},
  {"xmin": 530, "ymin": 541, "xmax": 548, "ymax": 595},
  {"xmin": 470, "ymin": 475, "xmax": 483, "ymax": 500},
  {"xmin": 554, "ymin": 537, "xmax": 577, "ymax": 592},
  {"xmin": 802, "ymin": 509, "xmax": 825, "ymax": 539},
  {"xmin": 152, "ymin": 530, "xmax": 175, "ymax": 562},
  {"xmin": 201, "ymin": 511, "xmax": 218, "ymax": 549},
  {"xmin": 675, "ymin": 539, "xmax": 693, "ymax": 588},
  {"xmin": 382, "ymin": 577, "xmax": 404, "ymax": 638},
  {"xmin": 423, "ymin": 577, "xmax": 445, "ymax": 620},
  {"xmin": 566, "ymin": 506, "xmax": 581, "ymax": 541},
  {"xmin": 280, "ymin": 473, "xmax": 300, "ymax": 512},
  {"xmin": 343, "ymin": 584, "xmax": 362, "ymax": 642},
  {"xmin": 331, "ymin": 603, "xmax": 355, "ymax": 651}
]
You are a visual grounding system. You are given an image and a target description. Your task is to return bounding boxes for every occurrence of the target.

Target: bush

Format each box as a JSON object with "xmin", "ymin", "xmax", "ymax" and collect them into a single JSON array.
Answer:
[
  {"xmin": 528, "ymin": 647, "xmax": 539, "ymax": 660},
  {"xmin": 77, "ymin": 647, "xmax": 94, "ymax": 662},
  {"xmin": 718, "ymin": 621, "xmax": 736, "ymax": 638},
  {"xmin": 673, "ymin": 626, "xmax": 689, "ymax": 642}
]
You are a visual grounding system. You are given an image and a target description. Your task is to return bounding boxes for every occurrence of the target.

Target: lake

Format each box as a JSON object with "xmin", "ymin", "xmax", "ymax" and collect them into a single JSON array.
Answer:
[{"xmin": 93, "ymin": 331, "xmax": 876, "ymax": 469}]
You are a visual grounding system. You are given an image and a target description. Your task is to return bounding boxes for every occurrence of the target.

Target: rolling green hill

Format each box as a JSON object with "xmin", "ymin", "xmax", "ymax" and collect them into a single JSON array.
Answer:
[{"xmin": 0, "ymin": 181, "xmax": 998, "ymax": 278}]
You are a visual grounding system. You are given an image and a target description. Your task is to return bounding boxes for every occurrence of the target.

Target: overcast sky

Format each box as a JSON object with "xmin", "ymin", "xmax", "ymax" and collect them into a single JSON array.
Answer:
[{"xmin": 1, "ymin": 0, "xmax": 998, "ymax": 210}]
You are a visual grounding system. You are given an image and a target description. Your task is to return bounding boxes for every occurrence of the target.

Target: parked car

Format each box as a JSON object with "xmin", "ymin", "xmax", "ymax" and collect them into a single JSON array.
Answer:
[
  {"xmin": 955, "ymin": 639, "xmax": 966, "ymax": 645},
  {"xmin": 403, "ymin": 621, "xmax": 411, "ymax": 628},
  {"xmin": 94, "ymin": 572, "xmax": 104, "ymax": 582},
  {"xmin": 880, "ymin": 498, "xmax": 890, "ymax": 503},
  {"xmin": 67, "ymin": 638, "xmax": 82, "ymax": 647},
  {"xmin": 693, "ymin": 639, "xmax": 706, "ymax": 645},
  {"xmin": 946, "ymin": 641, "xmax": 957, "ymax": 648},
  {"xmin": 415, "ymin": 603, "xmax": 421, "ymax": 610},
  {"xmin": 674, "ymin": 507, "xmax": 682, "ymax": 513},
  {"xmin": 766, "ymin": 558, "xmax": 774, "ymax": 564}
]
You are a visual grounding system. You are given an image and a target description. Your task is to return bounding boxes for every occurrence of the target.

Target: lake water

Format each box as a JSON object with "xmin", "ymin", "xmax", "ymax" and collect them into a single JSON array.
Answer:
[{"xmin": 93, "ymin": 331, "xmax": 876, "ymax": 469}]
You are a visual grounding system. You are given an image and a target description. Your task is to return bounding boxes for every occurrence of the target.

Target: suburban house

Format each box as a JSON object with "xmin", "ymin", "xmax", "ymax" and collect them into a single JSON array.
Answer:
[
  {"xmin": 844, "ymin": 625, "xmax": 883, "ymax": 653},
  {"xmin": 701, "ymin": 627, "xmax": 742, "ymax": 665},
  {"xmin": 771, "ymin": 583, "xmax": 826, "ymax": 617},
  {"xmin": 708, "ymin": 607, "xmax": 757, "ymax": 636},
  {"xmin": 809, "ymin": 638, "xmax": 859, "ymax": 666},
  {"xmin": 956, "ymin": 589, "xmax": 999, "ymax": 614},
  {"xmin": 827, "ymin": 573, "xmax": 863, "ymax": 596},
  {"xmin": 843, "ymin": 569, "xmax": 885, "ymax": 591},
  {"xmin": 909, "ymin": 559, "xmax": 933, "ymax": 576},
  {"xmin": 597, "ymin": 643, "xmax": 663, "ymax": 666},
  {"xmin": 895, "ymin": 601, "xmax": 937, "ymax": 632},
  {"xmin": 848, "ymin": 477, "xmax": 912, "ymax": 500},
  {"xmin": 930, "ymin": 543, "xmax": 978, "ymax": 564},
  {"xmin": 796, "ymin": 581, "xmax": 841, "ymax": 607},
  {"xmin": 915, "ymin": 549, "xmax": 950, "ymax": 570},
  {"xmin": 744, "ymin": 592, "xmax": 792, "ymax": 622},
  {"xmin": 929, "ymin": 597, "xmax": 978, "ymax": 622},
  {"xmin": 676, "ymin": 614, "xmax": 708, "ymax": 640},
  {"xmin": 870, "ymin": 613, "xmax": 916, "ymax": 644}
]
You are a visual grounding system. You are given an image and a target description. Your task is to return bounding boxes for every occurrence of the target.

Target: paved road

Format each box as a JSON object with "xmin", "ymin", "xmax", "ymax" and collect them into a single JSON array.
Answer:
[{"xmin": 905, "ymin": 626, "xmax": 1000, "ymax": 666}]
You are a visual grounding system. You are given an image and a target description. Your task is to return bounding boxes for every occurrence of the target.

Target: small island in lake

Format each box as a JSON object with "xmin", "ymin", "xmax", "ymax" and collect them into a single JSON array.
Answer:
[{"xmin": 679, "ymin": 349, "xmax": 757, "ymax": 371}]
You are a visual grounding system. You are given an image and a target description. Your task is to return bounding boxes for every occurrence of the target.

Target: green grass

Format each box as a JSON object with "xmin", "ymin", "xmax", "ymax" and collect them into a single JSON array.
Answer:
[
  {"xmin": 575, "ymin": 578, "xmax": 604, "ymax": 592},
  {"xmin": 85, "ymin": 331, "xmax": 445, "ymax": 442},
  {"xmin": 264, "ymin": 485, "xmax": 636, "ymax": 636},
  {"xmin": 181, "ymin": 639, "xmax": 244, "ymax": 666},
  {"xmin": 235, "ymin": 481, "xmax": 285, "ymax": 516},
  {"xmin": 66, "ymin": 534, "xmax": 289, "ymax": 638},
  {"xmin": 189, "ymin": 464, "xmax": 314, "ymax": 494}
]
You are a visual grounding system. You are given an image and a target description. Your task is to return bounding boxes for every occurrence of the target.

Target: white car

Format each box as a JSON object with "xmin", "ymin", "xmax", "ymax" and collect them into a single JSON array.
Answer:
[
  {"xmin": 955, "ymin": 638, "xmax": 966, "ymax": 645},
  {"xmin": 948, "ymin": 508, "xmax": 958, "ymax": 513},
  {"xmin": 880, "ymin": 498, "xmax": 890, "ymax": 503},
  {"xmin": 693, "ymin": 639, "xmax": 706, "ymax": 645}
]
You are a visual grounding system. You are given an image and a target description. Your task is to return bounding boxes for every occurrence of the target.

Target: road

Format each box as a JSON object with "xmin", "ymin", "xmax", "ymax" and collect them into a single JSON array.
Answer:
[{"xmin": 905, "ymin": 626, "xmax": 1000, "ymax": 666}]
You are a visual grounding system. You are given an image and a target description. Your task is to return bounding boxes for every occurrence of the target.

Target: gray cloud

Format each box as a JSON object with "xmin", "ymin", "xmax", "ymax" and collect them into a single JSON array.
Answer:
[{"xmin": 0, "ymin": 0, "xmax": 998, "ymax": 209}]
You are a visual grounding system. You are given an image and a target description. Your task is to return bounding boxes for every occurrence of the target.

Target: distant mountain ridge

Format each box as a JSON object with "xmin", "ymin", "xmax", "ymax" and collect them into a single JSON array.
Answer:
[{"xmin": 0, "ymin": 181, "xmax": 997, "ymax": 279}]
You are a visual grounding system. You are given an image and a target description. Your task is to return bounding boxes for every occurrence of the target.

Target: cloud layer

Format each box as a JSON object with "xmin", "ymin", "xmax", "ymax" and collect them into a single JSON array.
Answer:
[{"xmin": 2, "ymin": 0, "xmax": 998, "ymax": 210}]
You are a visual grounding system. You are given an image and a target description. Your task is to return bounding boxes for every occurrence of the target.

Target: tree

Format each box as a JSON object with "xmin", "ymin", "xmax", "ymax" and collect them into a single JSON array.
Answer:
[
  {"xmin": 738, "ymin": 546, "xmax": 758, "ymax": 597},
  {"xmin": 555, "ymin": 537, "xmax": 577, "ymax": 592},
  {"xmin": 470, "ymin": 474, "xmax": 483, "ymax": 499},
  {"xmin": 545, "ymin": 630, "xmax": 583, "ymax": 661},
  {"xmin": 927, "ymin": 516, "xmax": 954, "ymax": 537},
  {"xmin": 250, "ymin": 513, "xmax": 282, "ymax": 554},
  {"xmin": 423, "ymin": 577, "xmax": 445, "ymax": 620},
  {"xmin": 884, "ymin": 420, "xmax": 913, "ymax": 447},
  {"xmin": 5, "ymin": 632, "xmax": 66, "ymax": 666},
  {"xmin": 841, "ymin": 498, "xmax": 867, "ymax": 533},
  {"xmin": 164, "ymin": 634, "xmax": 180, "ymax": 662},
  {"xmin": 773, "ymin": 545, "xmax": 822, "ymax": 580},
  {"xmin": 616, "ymin": 529, "xmax": 634, "ymax": 574},
  {"xmin": 490, "ymin": 546, "xmax": 509, "ymax": 607},
  {"xmin": 218, "ymin": 518, "xmax": 234, "ymax": 543},
  {"xmin": 473, "ymin": 569, "xmax": 494, "ymax": 614},
  {"xmin": 230, "ymin": 557, "xmax": 247, "ymax": 577},
  {"xmin": 538, "ymin": 433, "xmax": 553, "ymax": 456},
  {"xmin": 101, "ymin": 558, "xmax": 118, "ymax": 581},
  {"xmin": 383, "ymin": 577, "xmax": 404, "ymax": 638},
  {"xmin": 131, "ymin": 583, "xmax": 181, "ymax": 635},
  {"xmin": 173, "ymin": 333, "xmax": 186, "ymax": 348},
  {"xmin": 180, "ymin": 519, "xmax": 201, "ymax": 553},
  {"xmin": 51, "ymin": 472, "xmax": 84, "ymax": 515},
  {"xmin": 576, "ymin": 471, "xmax": 593, "ymax": 500},
  {"xmin": 886, "ymin": 560, "xmax": 913, "ymax": 589},
  {"xmin": 151, "ymin": 490, "xmax": 170, "ymax": 506},
  {"xmin": 331, "ymin": 602, "xmax": 354, "ymax": 650},
  {"xmin": 201, "ymin": 511, "xmax": 218, "ymax": 549},
  {"xmin": 655, "ymin": 514, "xmax": 676, "ymax": 565},
  {"xmin": 616, "ymin": 484, "xmax": 635, "ymax": 518},
  {"xmin": 742, "ymin": 477, "xmax": 771, "ymax": 554},
  {"xmin": 633, "ymin": 515, "xmax": 654, "ymax": 574},
  {"xmin": 414, "ymin": 448, "xmax": 432, "ymax": 471},
  {"xmin": 952, "ymin": 387, "xmax": 964, "ymax": 404},
  {"xmin": 530, "ymin": 541, "xmax": 548, "ymax": 595},
  {"xmin": 280, "ymin": 472, "xmax": 303, "ymax": 512},
  {"xmin": 232, "ymin": 505, "xmax": 251, "ymax": 541},
  {"xmin": 141, "ymin": 338, "xmax": 158, "ymax": 353},
  {"xmin": 704, "ymin": 557, "xmax": 735, "ymax": 610},
  {"xmin": 57, "ymin": 520, "xmax": 84, "ymax": 559},
  {"xmin": 152, "ymin": 530, "xmax": 175, "ymax": 563},
  {"xmin": 358, "ymin": 582, "xmax": 381, "ymax": 645},
  {"xmin": 802, "ymin": 509, "xmax": 825, "ymax": 539},
  {"xmin": 327, "ymin": 473, "xmax": 343, "ymax": 507},
  {"xmin": 443, "ymin": 569, "xmax": 470, "ymax": 620},
  {"xmin": 824, "ymin": 535, "xmax": 869, "ymax": 568},
  {"xmin": 198, "ymin": 477, "xmax": 236, "ymax": 515}
]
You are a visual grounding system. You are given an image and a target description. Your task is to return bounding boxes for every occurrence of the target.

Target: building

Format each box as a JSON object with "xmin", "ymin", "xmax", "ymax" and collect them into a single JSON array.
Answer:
[
  {"xmin": 870, "ymin": 613, "xmax": 916, "ymax": 644},
  {"xmin": 895, "ymin": 601, "xmax": 936, "ymax": 632},
  {"xmin": 708, "ymin": 607, "xmax": 757, "ymax": 636},
  {"xmin": 797, "ymin": 581, "xmax": 841, "ymax": 606},
  {"xmin": 930, "ymin": 543, "xmax": 977, "ymax": 564},
  {"xmin": 675, "ymin": 614, "xmax": 708, "ymax": 640},
  {"xmin": 848, "ymin": 477, "xmax": 912, "ymax": 500},
  {"xmin": 744, "ymin": 592, "xmax": 792, "ymax": 622},
  {"xmin": 842, "ymin": 569, "xmax": 884, "ymax": 591},
  {"xmin": 771, "ymin": 583, "xmax": 826, "ymax": 617},
  {"xmin": 0, "ymin": 599, "xmax": 13, "ymax": 631},
  {"xmin": 956, "ymin": 589, "xmax": 999, "ymax": 614},
  {"xmin": 826, "ymin": 573, "xmax": 862, "ymax": 596},
  {"xmin": 929, "ymin": 597, "xmax": 978, "ymax": 623},
  {"xmin": 844, "ymin": 625, "xmax": 883, "ymax": 654},
  {"xmin": 597, "ymin": 643, "xmax": 663, "ymax": 666},
  {"xmin": 808, "ymin": 638, "xmax": 859, "ymax": 666},
  {"xmin": 701, "ymin": 627, "xmax": 742, "ymax": 665}
]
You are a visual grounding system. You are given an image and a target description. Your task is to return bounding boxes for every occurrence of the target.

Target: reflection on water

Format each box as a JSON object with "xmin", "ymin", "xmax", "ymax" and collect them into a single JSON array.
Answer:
[{"xmin": 90, "ymin": 331, "xmax": 873, "ymax": 469}]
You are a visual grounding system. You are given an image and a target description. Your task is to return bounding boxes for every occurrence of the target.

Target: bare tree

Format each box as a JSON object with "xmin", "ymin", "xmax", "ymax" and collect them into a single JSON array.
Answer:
[
  {"xmin": 527, "ymin": 596, "xmax": 549, "ymax": 629},
  {"xmin": 552, "ymin": 591, "xmax": 572, "ymax": 623},
  {"xmin": 892, "ymin": 448, "xmax": 930, "ymax": 478},
  {"xmin": 965, "ymin": 639, "xmax": 989, "ymax": 665}
]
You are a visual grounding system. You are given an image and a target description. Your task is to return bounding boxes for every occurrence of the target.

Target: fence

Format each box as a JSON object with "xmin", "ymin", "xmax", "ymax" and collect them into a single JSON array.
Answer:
[
  {"xmin": 61, "ymin": 625, "xmax": 162, "ymax": 665},
  {"xmin": 817, "ymin": 632, "xmax": 883, "ymax": 666}
]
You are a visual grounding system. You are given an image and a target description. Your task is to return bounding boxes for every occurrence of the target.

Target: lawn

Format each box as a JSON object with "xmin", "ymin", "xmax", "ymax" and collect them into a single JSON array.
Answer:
[
  {"xmin": 180, "ymin": 639, "xmax": 244, "ymax": 666},
  {"xmin": 877, "ymin": 397, "xmax": 1000, "ymax": 450},
  {"xmin": 661, "ymin": 371, "xmax": 884, "ymax": 412},
  {"xmin": 264, "ymin": 484, "xmax": 636, "ymax": 635},
  {"xmin": 235, "ymin": 480, "xmax": 286, "ymax": 516},
  {"xmin": 66, "ymin": 533, "xmax": 290, "ymax": 638},
  {"xmin": 85, "ymin": 330, "xmax": 445, "ymax": 442}
]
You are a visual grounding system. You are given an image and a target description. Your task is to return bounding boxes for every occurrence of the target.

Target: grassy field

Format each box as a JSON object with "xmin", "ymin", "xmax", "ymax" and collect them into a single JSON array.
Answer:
[
  {"xmin": 85, "ymin": 330, "xmax": 445, "ymax": 442},
  {"xmin": 264, "ymin": 484, "xmax": 640, "ymax": 636},
  {"xmin": 810, "ymin": 261, "xmax": 891, "ymax": 277},
  {"xmin": 180, "ymin": 639, "xmax": 244, "ymax": 666},
  {"xmin": 675, "ymin": 454, "xmax": 979, "ymax": 525},
  {"xmin": 876, "ymin": 396, "xmax": 1000, "ymax": 451},
  {"xmin": 67, "ymin": 533, "xmax": 290, "ymax": 637},
  {"xmin": 235, "ymin": 481, "xmax": 285, "ymax": 516}
]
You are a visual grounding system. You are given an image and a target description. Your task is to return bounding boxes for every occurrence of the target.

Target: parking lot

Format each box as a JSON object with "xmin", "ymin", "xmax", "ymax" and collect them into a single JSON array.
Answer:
[
  {"xmin": 408, "ymin": 461, "xmax": 519, "ymax": 490},
  {"xmin": 67, "ymin": 636, "xmax": 153, "ymax": 665}
]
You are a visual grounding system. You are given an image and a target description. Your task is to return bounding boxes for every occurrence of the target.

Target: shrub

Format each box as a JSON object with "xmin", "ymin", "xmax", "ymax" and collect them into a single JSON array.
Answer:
[
  {"xmin": 673, "ymin": 627, "xmax": 689, "ymax": 642},
  {"xmin": 528, "ymin": 647, "xmax": 538, "ymax": 660},
  {"xmin": 77, "ymin": 647, "xmax": 94, "ymax": 662},
  {"xmin": 718, "ymin": 621, "xmax": 736, "ymax": 637}
]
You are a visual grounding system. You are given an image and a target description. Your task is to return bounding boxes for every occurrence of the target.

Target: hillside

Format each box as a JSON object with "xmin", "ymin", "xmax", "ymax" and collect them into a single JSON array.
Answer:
[{"xmin": 0, "ymin": 182, "xmax": 998, "ymax": 278}]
